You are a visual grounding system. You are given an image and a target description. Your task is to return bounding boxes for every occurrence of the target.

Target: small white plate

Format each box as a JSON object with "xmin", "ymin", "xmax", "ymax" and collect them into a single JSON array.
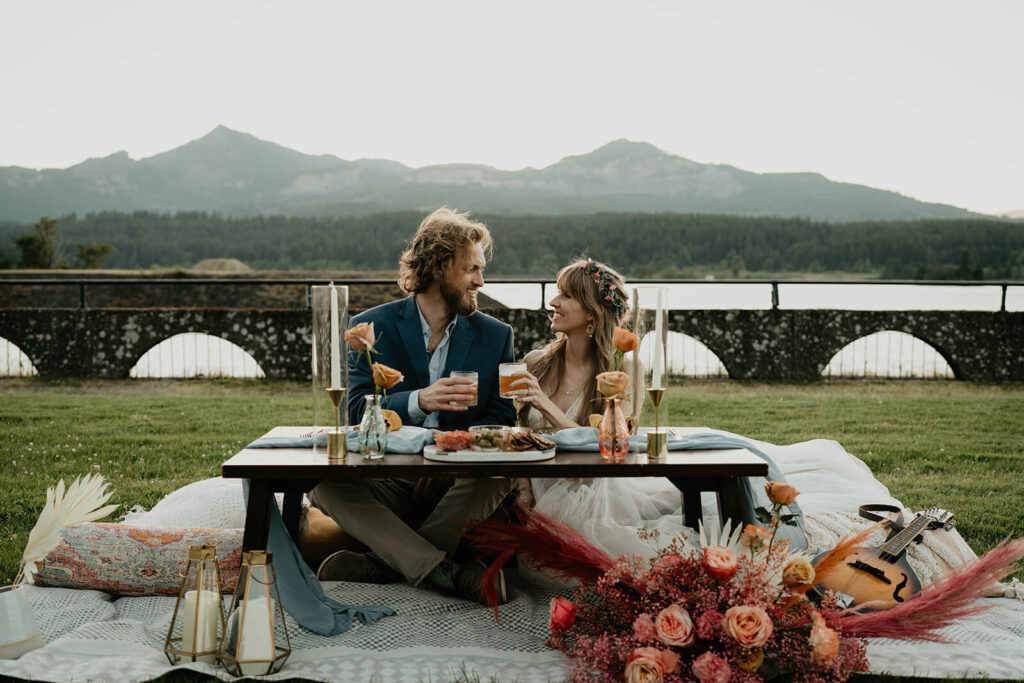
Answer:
[{"xmin": 423, "ymin": 444, "xmax": 556, "ymax": 462}]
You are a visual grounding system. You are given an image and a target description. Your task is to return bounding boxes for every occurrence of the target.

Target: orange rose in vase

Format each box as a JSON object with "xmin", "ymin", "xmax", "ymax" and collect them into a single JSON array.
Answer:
[
  {"xmin": 345, "ymin": 322, "xmax": 376, "ymax": 351},
  {"xmin": 371, "ymin": 362, "xmax": 403, "ymax": 394},
  {"xmin": 596, "ymin": 370, "xmax": 630, "ymax": 397}
]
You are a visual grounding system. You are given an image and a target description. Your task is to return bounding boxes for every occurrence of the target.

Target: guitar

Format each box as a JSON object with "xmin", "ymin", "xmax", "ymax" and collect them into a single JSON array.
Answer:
[{"xmin": 811, "ymin": 507, "xmax": 955, "ymax": 611}]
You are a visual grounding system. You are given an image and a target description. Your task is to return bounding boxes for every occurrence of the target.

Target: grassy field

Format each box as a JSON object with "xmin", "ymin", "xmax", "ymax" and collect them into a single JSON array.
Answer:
[{"xmin": 1, "ymin": 379, "xmax": 1022, "ymax": 682}]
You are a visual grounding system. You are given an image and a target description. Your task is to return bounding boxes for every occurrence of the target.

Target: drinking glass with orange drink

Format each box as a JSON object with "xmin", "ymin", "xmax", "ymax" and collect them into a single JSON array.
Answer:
[
  {"xmin": 499, "ymin": 362, "xmax": 528, "ymax": 399},
  {"xmin": 450, "ymin": 370, "xmax": 478, "ymax": 406}
]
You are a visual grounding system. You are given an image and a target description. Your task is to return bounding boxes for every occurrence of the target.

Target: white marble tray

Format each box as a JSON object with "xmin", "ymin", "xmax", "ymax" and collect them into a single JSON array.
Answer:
[{"xmin": 423, "ymin": 444, "xmax": 556, "ymax": 462}]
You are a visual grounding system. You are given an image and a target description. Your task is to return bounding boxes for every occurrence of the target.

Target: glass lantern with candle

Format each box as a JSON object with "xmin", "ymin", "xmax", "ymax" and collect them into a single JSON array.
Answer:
[
  {"xmin": 311, "ymin": 284, "xmax": 349, "ymax": 459},
  {"xmin": 631, "ymin": 286, "xmax": 670, "ymax": 458},
  {"xmin": 220, "ymin": 550, "xmax": 291, "ymax": 677},
  {"xmin": 164, "ymin": 544, "xmax": 225, "ymax": 665}
]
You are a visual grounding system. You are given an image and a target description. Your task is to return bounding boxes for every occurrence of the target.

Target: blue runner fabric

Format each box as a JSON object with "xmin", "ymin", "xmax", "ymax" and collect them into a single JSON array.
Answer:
[
  {"xmin": 247, "ymin": 426, "xmax": 438, "ymax": 453},
  {"xmin": 241, "ymin": 480, "xmax": 395, "ymax": 636}
]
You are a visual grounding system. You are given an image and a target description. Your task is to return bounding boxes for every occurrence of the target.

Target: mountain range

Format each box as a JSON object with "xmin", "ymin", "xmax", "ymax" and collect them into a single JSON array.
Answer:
[{"xmin": 0, "ymin": 126, "xmax": 984, "ymax": 222}]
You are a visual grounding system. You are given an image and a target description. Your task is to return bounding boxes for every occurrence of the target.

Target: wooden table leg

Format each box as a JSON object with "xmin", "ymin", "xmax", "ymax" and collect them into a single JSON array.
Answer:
[
  {"xmin": 282, "ymin": 489, "xmax": 303, "ymax": 542},
  {"xmin": 242, "ymin": 479, "xmax": 273, "ymax": 552},
  {"xmin": 716, "ymin": 477, "xmax": 745, "ymax": 531},
  {"xmin": 668, "ymin": 477, "xmax": 704, "ymax": 529}
]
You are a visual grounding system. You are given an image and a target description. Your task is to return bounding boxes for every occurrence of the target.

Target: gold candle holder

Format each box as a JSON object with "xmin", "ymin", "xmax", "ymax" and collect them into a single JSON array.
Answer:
[
  {"xmin": 326, "ymin": 387, "xmax": 347, "ymax": 462},
  {"xmin": 646, "ymin": 388, "xmax": 668, "ymax": 460}
]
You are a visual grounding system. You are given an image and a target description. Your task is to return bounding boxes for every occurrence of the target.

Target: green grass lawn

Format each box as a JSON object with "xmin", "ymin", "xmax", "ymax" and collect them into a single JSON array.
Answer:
[{"xmin": 1, "ymin": 378, "xmax": 1022, "ymax": 682}]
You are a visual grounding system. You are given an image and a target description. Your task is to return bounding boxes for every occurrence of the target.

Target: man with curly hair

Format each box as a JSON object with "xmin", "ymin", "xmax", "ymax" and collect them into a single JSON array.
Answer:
[{"xmin": 311, "ymin": 207, "xmax": 517, "ymax": 604}]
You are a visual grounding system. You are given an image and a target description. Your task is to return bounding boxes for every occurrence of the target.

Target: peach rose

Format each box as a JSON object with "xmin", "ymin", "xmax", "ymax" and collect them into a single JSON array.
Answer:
[
  {"xmin": 596, "ymin": 370, "xmax": 630, "ymax": 397},
  {"xmin": 782, "ymin": 557, "xmax": 815, "ymax": 587},
  {"xmin": 809, "ymin": 612, "xmax": 840, "ymax": 663},
  {"xmin": 740, "ymin": 524, "xmax": 772, "ymax": 551},
  {"xmin": 765, "ymin": 481, "xmax": 799, "ymax": 506},
  {"xmin": 722, "ymin": 605, "xmax": 773, "ymax": 648},
  {"xmin": 380, "ymin": 409, "xmax": 402, "ymax": 432},
  {"xmin": 633, "ymin": 613, "xmax": 657, "ymax": 641},
  {"xmin": 613, "ymin": 327, "xmax": 638, "ymax": 352},
  {"xmin": 654, "ymin": 604, "xmax": 695, "ymax": 647},
  {"xmin": 625, "ymin": 647, "xmax": 680, "ymax": 683},
  {"xmin": 548, "ymin": 596, "xmax": 576, "ymax": 630},
  {"xmin": 345, "ymin": 322, "xmax": 375, "ymax": 351},
  {"xmin": 692, "ymin": 651, "xmax": 732, "ymax": 683},
  {"xmin": 371, "ymin": 362, "xmax": 403, "ymax": 389},
  {"xmin": 733, "ymin": 646, "xmax": 764, "ymax": 672},
  {"xmin": 702, "ymin": 546, "xmax": 739, "ymax": 581}
]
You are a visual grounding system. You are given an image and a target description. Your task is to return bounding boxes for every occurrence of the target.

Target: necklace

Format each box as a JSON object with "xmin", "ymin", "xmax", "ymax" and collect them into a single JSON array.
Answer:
[{"xmin": 561, "ymin": 377, "xmax": 589, "ymax": 396}]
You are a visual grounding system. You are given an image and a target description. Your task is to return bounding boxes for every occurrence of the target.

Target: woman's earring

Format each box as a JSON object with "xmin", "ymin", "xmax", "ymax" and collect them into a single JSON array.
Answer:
[{"xmin": 586, "ymin": 321, "xmax": 594, "ymax": 338}]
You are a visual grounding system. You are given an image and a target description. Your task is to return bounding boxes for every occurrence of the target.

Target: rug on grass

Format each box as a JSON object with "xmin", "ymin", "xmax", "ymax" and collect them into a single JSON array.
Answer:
[{"xmin": 3, "ymin": 579, "xmax": 1024, "ymax": 682}]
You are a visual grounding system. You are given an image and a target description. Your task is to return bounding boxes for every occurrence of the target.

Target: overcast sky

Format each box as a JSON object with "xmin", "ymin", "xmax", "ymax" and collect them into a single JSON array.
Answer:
[{"xmin": 1, "ymin": 0, "xmax": 1021, "ymax": 215}]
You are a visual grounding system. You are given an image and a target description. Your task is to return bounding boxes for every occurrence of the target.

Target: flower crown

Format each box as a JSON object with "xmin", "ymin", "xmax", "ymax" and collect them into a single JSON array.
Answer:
[{"xmin": 580, "ymin": 258, "xmax": 627, "ymax": 319}]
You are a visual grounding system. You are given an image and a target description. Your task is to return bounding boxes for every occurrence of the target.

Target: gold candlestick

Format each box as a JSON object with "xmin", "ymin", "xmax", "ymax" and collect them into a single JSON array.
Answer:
[
  {"xmin": 326, "ymin": 387, "xmax": 347, "ymax": 461},
  {"xmin": 646, "ymin": 387, "xmax": 667, "ymax": 460}
]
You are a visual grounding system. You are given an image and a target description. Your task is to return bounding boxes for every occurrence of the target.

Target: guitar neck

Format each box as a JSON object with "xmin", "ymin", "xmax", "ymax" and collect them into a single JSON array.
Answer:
[{"xmin": 879, "ymin": 515, "xmax": 932, "ymax": 559}]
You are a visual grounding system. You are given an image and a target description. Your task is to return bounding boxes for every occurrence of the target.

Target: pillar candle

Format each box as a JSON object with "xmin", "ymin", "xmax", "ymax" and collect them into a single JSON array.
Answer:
[
  {"xmin": 237, "ymin": 597, "xmax": 276, "ymax": 676},
  {"xmin": 330, "ymin": 283, "xmax": 341, "ymax": 389},
  {"xmin": 653, "ymin": 288, "xmax": 665, "ymax": 388},
  {"xmin": 181, "ymin": 589, "xmax": 219, "ymax": 664}
]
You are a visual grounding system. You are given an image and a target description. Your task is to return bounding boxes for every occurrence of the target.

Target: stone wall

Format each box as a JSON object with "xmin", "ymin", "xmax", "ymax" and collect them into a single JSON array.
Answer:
[{"xmin": 1, "ymin": 307, "xmax": 1021, "ymax": 381}]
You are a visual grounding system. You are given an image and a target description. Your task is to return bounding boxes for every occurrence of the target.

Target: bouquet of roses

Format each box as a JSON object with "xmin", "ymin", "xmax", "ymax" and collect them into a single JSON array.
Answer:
[{"xmin": 467, "ymin": 483, "xmax": 1024, "ymax": 683}]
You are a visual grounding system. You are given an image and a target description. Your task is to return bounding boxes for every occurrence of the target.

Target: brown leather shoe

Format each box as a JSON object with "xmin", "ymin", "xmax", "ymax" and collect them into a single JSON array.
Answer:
[
  {"xmin": 455, "ymin": 560, "xmax": 511, "ymax": 605},
  {"xmin": 316, "ymin": 551, "xmax": 402, "ymax": 584}
]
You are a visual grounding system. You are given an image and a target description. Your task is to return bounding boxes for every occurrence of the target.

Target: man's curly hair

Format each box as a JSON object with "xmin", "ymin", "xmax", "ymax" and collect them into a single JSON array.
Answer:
[{"xmin": 397, "ymin": 207, "xmax": 494, "ymax": 294}]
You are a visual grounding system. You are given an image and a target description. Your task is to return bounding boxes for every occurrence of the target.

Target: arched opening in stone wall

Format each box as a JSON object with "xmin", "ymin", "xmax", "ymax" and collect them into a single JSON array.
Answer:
[
  {"xmin": 0, "ymin": 337, "xmax": 38, "ymax": 377},
  {"xmin": 638, "ymin": 331, "xmax": 728, "ymax": 379},
  {"xmin": 823, "ymin": 330, "xmax": 954, "ymax": 379},
  {"xmin": 130, "ymin": 333, "xmax": 266, "ymax": 379}
]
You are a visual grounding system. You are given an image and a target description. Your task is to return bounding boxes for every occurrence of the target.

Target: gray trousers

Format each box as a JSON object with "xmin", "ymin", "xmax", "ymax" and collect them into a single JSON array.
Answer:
[{"xmin": 309, "ymin": 476, "xmax": 515, "ymax": 585}]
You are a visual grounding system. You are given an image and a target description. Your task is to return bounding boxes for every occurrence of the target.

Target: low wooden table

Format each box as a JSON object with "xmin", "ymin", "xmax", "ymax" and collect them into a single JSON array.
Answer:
[{"xmin": 222, "ymin": 426, "xmax": 768, "ymax": 552}]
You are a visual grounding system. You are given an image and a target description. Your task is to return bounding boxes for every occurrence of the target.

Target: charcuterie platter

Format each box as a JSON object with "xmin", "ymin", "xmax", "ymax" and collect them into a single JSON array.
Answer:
[{"xmin": 424, "ymin": 426, "xmax": 557, "ymax": 462}]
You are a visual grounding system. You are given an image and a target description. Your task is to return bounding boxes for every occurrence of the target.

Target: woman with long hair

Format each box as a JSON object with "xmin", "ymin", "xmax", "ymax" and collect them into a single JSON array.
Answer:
[{"xmin": 508, "ymin": 257, "xmax": 636, "ymax": 431}]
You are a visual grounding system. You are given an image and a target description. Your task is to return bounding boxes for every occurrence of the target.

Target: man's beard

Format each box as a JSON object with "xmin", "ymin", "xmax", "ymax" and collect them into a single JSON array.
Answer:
[{"xmin": 441, "ymin": 279, "xmax": 477, "ymax": 316}]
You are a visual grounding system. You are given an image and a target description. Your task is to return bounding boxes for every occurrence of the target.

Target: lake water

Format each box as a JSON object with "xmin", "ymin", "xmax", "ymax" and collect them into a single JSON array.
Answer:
[{"xmin": 2, "ymin": 283, "xmax": 1020, "ymax": 379}]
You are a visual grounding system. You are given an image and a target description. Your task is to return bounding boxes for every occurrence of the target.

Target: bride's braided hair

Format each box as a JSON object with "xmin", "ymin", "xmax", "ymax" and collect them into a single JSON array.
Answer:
[{"xmin": 517, "ymin": 258, "xmax": 630, "ymax": 427}]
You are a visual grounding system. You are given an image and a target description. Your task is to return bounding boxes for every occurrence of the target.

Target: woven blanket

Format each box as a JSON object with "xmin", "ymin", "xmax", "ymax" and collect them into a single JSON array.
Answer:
[{"xmin": 3, "ymin": 580, "xmax": 1024, "ymax": 681}]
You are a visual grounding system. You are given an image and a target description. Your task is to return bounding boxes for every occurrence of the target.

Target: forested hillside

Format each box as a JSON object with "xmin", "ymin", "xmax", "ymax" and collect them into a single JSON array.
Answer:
[{"xmin": 2, "ymin": 211, "xmax": 1022, "ymax": 279}]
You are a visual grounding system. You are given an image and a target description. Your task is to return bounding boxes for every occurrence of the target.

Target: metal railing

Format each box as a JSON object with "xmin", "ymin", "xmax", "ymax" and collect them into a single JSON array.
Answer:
[{"xmin": 1, "ymin": 277, "xmax": 1021, "ymax": 311}]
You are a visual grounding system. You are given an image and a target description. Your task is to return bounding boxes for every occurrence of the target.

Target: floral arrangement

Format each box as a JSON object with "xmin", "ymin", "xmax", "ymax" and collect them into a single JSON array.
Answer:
[
  {"xmin": 580, "ymin": 257, "xmax": 627, "ymax": 319},
  {"xmin": 593, "ymin": 326, "xmax": 637, "ymax": 401},
  {"xmin": 345, "ymin": 321, "xmax": 403, "ymax": 396},
  {"xmin": 467, "ymin": 483, "xmax": 1024, "ymax": 683}
]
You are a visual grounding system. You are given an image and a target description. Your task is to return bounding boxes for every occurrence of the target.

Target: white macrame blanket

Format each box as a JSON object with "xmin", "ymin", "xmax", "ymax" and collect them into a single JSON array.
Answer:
[{"xmin": 3, "ymin": 579, "xmax": 1024, "ymax": 682}]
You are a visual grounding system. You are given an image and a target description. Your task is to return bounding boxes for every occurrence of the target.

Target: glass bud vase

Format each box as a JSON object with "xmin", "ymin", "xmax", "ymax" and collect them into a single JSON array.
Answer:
[
  {"xmin": 358, "ymin": 394, "xmax": 388, "ymax": 459},
  {"xmin": 599, "ymin": 397, "xmax": 629, "ymax": 461}
]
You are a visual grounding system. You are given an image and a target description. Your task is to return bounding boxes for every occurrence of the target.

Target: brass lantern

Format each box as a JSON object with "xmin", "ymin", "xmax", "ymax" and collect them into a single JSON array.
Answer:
[
  {"xmin": 219, "ymin": 550, "xmax": 291, "ymax": 676},
  {"xmin": 164, "ymin": 544, "xmax": 225, "ymax": 665}
]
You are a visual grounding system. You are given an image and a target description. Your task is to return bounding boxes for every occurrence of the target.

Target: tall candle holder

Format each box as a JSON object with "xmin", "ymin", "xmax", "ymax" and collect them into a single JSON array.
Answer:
[
  {"xmin": 219, "ymin": 550, "xmax": 291, "ymax": 677},
  {"xmin": 632, "ymin": 286, "xmax": 669, "ymax": 455},
  {"xmin": 311, "ymin": 285, "xmax": 349, "ymax": 459}
]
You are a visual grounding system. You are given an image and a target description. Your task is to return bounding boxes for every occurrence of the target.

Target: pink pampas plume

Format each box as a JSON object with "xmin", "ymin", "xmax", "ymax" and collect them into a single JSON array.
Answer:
[
  {"xmin": 465, "ymin": 506, "xmax": 616, "ymax": 586},
  {"xmin": 837, "ymin": 538, "xmax": 1024, "ymax": 642}
]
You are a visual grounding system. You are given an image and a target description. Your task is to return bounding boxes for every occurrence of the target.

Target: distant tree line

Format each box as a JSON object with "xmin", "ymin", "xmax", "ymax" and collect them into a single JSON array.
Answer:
[{"xmin": 1, "ymin": 211, "xmax": 1022, "ymax": 279}]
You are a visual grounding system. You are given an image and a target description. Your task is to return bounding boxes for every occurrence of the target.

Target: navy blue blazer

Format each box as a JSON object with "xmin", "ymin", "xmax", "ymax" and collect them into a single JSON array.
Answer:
[{"xmin": 347, "ymin": 296, "xmax": 516, "ymax": 429}]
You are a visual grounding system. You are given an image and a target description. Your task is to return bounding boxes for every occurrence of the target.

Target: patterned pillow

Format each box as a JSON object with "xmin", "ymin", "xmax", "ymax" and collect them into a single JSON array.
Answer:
[{"xmin": 32, "ymin": 523, "xmax": 243, "ymax": 596}]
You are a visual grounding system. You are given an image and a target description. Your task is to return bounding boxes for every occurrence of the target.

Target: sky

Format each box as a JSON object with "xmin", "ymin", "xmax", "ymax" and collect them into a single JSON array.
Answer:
[{"xmin": 1, "ymin": 0, "xmax": 1022, "ymax": 215}]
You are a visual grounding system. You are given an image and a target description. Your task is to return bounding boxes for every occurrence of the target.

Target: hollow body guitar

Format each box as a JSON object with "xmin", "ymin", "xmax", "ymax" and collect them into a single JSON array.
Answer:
[{"xmin": 811, "ymin": 507, "xmax": 955, "ymax": 611}]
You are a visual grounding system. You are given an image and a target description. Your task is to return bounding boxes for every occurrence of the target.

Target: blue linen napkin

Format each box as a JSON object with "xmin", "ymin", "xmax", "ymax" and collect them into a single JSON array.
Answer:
[
  {"xmin": 241, "ymin": 481, "xmax": 395, "ymax": 636},
  {"xmin": 548, "ymin": 427, "xmax": 808, "ymax": 551},
  {"xmin": 247, "ymin": 426, "xmax": 437, "ymax": 453}
]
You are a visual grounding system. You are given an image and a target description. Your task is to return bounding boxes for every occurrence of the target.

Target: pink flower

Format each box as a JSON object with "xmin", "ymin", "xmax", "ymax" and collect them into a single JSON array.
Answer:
[
  {"xmin": 722, "ymin": 605, "xmax": 774, "ymax": 648},
  {"xmin": 625, "ymin": 647, "xmax": 680, "ymax": 683},
  {"xmin": 809, "ymin": 612, "xmax": 840, "ymax": 663},
  {"xmin": 692, "ymin": 651, "xmax": 732, "ymax": 683},
  {"xmin": 654, "ymin": 604, "xmax": 695, "ymax": 647},
  {"xmin": 633, "ymin": 613, "xmax": 657, "ymax": 641},
  {"xmin": 652, "ymin": 553, "xmax": 685, "ymax": 573},
  {"xmin": 548, "ymin": 596, "xmax": 576, "ymax": 631},
  {"xmin": 702, "ymin": 546, "xmax": 739, "ymax": 581}
]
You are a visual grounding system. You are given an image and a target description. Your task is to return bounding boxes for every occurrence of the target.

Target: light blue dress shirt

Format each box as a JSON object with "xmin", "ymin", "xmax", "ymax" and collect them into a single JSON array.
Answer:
[{"xmin": 407, "ymin": 301, "xmax": 458, "ymax": 428}]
